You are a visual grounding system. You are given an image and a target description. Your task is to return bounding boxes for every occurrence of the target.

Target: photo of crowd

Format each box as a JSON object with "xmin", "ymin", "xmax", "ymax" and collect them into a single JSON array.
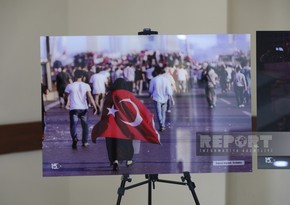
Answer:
[{"xmin": 41, "ymin": 34, "xmax": 252, "ymax": 176}]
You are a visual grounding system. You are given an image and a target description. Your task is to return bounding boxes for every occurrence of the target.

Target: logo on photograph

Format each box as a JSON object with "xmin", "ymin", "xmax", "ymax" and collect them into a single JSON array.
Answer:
[{"xmin": 196, "ymin": 132, "xmax": 273, "ymax": 156}]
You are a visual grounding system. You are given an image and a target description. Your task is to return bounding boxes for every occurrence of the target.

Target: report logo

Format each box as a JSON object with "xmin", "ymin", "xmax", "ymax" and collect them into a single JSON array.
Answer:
[{"xmin": 196, "ymin": 132, "xmax": 273, "ymax": 156}]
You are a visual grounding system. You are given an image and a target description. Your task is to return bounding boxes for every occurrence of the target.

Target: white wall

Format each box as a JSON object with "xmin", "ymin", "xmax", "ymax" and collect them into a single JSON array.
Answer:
[
  {"xmin": 0, "ymin": 151, "xmax": 69, "ymax": 205},
  {"xmin": 0, "ymin": 0, "xmax": 228, "ymax": 205},
  {"xmin": 0, "ymin": 0, "xmax": 68, "ymax": 125}
]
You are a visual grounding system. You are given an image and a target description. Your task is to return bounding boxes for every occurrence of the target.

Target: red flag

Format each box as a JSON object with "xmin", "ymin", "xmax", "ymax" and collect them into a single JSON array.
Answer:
[{"xmin": 91, "ymin": 90, "xmax": 160, "ymax": 144}]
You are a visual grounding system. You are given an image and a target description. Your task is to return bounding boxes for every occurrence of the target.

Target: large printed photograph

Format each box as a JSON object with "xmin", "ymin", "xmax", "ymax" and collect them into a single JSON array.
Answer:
[{"xmin": 41, "ymin": 34, "xmax": 252, "ymax": 176}]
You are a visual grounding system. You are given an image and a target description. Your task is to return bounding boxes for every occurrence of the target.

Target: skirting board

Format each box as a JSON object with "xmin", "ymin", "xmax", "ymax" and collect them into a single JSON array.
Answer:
[{"xmin": 0, "ymin": 122, "xmax": 42, "ymax": 154}]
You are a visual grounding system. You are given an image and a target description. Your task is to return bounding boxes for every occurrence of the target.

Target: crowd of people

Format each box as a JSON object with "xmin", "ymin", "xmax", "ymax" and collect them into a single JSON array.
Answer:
[
  {"xmin": 43, "ymin": 49, "xmax": 251, "ymax": 170},
  {"xmin": 50, "ymin": 50, "xmax": 250, "ymax": 101}
]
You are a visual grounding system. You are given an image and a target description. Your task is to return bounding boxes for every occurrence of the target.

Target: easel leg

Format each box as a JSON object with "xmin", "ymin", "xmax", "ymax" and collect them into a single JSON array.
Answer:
[
  {"xmin": 145, "ymin": 174, "xmax": 158, "ymax": 205},
  {"xmin": 116, "ymin": 173, "xmax": 200, "ymax": 205},
  {"xmin": 148, "ymin": 178, "xmax": 152, "ymax": 205},
  {"xmin": 181, "ymin": 172, "xmax": 200, "ymax": 205},
  {"xmin": 116, "ymin": 174, "xmax": 131, "ymax": 205}
]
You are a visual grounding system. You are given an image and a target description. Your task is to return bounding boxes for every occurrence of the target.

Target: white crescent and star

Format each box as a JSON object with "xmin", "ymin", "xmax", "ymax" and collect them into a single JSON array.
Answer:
[{"xmin": 107, "ymin": 98, "xmax": 143, "ymax": 127}]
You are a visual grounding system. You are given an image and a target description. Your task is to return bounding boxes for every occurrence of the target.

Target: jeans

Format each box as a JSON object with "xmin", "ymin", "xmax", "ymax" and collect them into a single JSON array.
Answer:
[
  {"xmin": 167, "ymin": 97, "xmax": 172, "ymax": 111},
  {"xmin": 205, "ymin": 86, "xmax": 216, "ymax": 107},
  {"xmin": 235, "ymin": 86, "xmax": 245, "ymax": 106},
  {"xmin": 69, "ymin": 109, "xmax": 88, "ymax": 144},
  {"xmin": 153, "ymin": 100, "xmax": 167, "ymax": 129}
]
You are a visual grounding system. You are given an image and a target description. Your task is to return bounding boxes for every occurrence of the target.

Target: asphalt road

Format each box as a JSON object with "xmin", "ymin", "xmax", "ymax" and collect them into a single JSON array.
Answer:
[{"xmin": 43, "ymin": 86, "xmax": 252, "ymax": 177}]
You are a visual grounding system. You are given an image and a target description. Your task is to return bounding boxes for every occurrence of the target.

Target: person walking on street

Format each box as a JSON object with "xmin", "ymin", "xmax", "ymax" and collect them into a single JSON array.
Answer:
[
  {"xmin": 64, "ymin": 72, "xmax": 97, "ymax": 149},
  {"xmin": 123, "ymin": 63, "xmax": 135, "ymax": 92},
  {"xmin": 202, "ymin": 64, "xmax": 218, "ymax": 108},
  {"xmin": 175, "ymin": 65, "xmax": 189, "ymax": 93},
  {"xmin": 149, "ymin": 66, "xmax": 173, "ymax": 131},
  {"xmin": 56, "ymin": 66, "xmax": 72, "ymax": 108},
  {"xmin": 89, "ymin": 70, "xmax": 108, "ymax": 115},
  {"xmin": 233, "ymin": 65, "xmax": 247, "ymax": 108}
]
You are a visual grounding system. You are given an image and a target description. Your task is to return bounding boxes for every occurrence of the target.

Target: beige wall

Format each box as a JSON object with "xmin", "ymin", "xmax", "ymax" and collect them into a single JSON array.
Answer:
[
  {"xmin": 0, "ymin": 0, "xmax": 227, "ymax": 125},
  {"xmin": 227, "ymin": 1, "xmax": 290, "ymax": 205},
  {"xmin": 1, "ymin": 0, "xmax": 290, "ymax": 205},
  {"xmin": 0, "ymin": 0, "xmax": 68, "ymax": 125},
  {"xmin": 0, "ymin": 0, "xmax": 227, "ymax": 204}
]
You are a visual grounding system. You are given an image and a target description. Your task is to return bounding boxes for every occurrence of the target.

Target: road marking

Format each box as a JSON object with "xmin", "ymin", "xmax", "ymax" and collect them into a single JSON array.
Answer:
[
  {"xmin": 220, "ymin": 98, "xmax": 251, "ymax": 117},
  {"xmin": 45, "ymin": 101, "xmax": 60, "ymax": 111},
  {"xmin": 219, "ymin": 98, "xmax": 231, "ymax": 105},
  {"xmin": 243, "ymin": 111, "xmax": 251, "ymax": 117}
]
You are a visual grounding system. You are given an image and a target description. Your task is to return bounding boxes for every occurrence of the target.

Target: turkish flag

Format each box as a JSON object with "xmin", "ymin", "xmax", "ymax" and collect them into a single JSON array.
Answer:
[{"xmin": 91, "ymin": 90, "xmax": 160, "ymax": 144}]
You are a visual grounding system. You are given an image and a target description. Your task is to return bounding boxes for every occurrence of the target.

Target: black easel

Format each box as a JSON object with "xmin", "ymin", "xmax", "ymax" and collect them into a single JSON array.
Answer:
[
  {"xmin": 116, "ymin": 172, "xmax": 200, "ymax": 205},
  {"xmin": 116, "ymin": 29, "xmax": 200, "ymax": 205}
]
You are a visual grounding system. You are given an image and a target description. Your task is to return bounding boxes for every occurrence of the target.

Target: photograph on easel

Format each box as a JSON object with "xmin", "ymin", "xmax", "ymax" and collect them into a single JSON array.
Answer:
[
  {"xmin": 256, "ymin": 31, "xmax": 290, "ymax": 169},
  {"xmin": 41, "ymin": 34, "xmax": 252, "ymax": 176}
]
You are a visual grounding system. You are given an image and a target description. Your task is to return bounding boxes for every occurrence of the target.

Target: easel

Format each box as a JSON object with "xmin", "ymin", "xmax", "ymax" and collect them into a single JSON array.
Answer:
[
  {"xmin": 116, "ymin": 172, "xmax": 200, "ymax": 205},
  {"xmin": 115, "ymin": 29, "xmax": 200, "ymax": 205}
]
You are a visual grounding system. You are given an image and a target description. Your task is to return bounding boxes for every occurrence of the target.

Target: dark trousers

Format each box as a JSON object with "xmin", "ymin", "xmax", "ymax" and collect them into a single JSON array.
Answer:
[
  {"xmin": 205, "ymin": 86, "xmax": 216, "ymax": 106},
  {"xmin": 69, "ymin": 109, "xmax": 88, "ymax": 143},
  {"xmin": 235, "ymin": 86, "xmax": 245, "ymax": 106}
]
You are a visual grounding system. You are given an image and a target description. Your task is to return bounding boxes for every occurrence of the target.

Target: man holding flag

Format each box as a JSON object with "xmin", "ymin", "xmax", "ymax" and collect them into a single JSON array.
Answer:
[{"xmin": 91, "ymin": 78, "xmax": 160, "ymax": 171}]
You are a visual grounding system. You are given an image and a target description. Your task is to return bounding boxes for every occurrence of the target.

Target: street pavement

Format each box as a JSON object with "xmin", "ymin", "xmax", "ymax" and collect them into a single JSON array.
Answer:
[{"xmin": 43, "ymin": 86, "xmax": 252, "ymax": 177}]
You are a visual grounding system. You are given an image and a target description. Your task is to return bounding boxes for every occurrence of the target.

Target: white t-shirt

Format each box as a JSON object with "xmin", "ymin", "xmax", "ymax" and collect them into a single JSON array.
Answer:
[
  {"xmin": 99, "ymin": 70, "xmax": 110, "ymax": 79},
  {"xmin": 89, "ymin": 73, "xmax": 107, "ymax": 94},
  {"xmin": 225, "ymin": 67, "xmax": 233, "ymax": 81},
  {"xmin": 235, "ymin": 72, "xmax": 246, "ymax": 87},
  {"xmin": 207, "ymin": 69, "xmax": 218, "ymax": 88},
  {"xmin": 65, "ymin": 82, "xmax": 91, "ymax": 110},
  {"xmin": 176, "ymin": 68, "xmax": 188, "ymax": 81},
  {"xmin": 123, "ymin": 66, "xmax": 135, "ymax": 81}
]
